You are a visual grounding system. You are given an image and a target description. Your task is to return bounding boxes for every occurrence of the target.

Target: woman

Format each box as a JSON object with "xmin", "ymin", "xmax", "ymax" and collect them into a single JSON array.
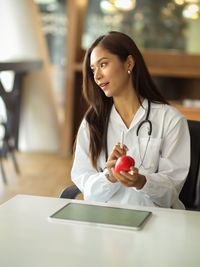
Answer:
[{"xmin": 71, "ymin": 31, "xmax": 190, "ymax": 209}]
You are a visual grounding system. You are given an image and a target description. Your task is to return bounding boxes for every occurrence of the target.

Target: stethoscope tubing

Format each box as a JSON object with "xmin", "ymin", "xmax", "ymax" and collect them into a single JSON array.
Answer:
[
  {"xmin": 136, "ymin": 100, "xmax": 152, "ymax": 136},
  {"xmin": 104, "ymin": 100, "xmax": 152, "ymax": 163}
]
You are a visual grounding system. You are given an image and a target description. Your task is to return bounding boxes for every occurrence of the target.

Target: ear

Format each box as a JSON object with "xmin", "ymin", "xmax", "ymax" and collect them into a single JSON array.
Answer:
[{"xmin": 126, "ymin": 55, "xmax": 135, "ymax": 72}]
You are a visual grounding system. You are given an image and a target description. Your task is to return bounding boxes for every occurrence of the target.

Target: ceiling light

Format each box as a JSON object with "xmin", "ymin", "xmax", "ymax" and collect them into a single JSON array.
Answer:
[
  {"xmin": 100, "ymin": 0, "xmax": 117, "ymax": 13},
  {"xmin": 34, "ymin": 0, "xmax": 56, "ymax": 4},
  {"xmin": 185, "ymin": 0, "xmax": 199, "ymax": 3},
  {"xmin": 174, "ymin": 0, "xmax": 185, "ymax": 5},
  {"xmin": 114, "ymin": 0, "xmax": 136, "ymax": 11},
  {"xmin": 183, "ymin": 3, "xmax": 199, "ymax": 19}
]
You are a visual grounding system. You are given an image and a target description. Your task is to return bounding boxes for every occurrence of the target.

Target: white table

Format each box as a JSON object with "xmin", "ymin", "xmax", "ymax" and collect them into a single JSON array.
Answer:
[{"xmin": 0, "ymin": 195, "xmax": 200, "ymax": 267}]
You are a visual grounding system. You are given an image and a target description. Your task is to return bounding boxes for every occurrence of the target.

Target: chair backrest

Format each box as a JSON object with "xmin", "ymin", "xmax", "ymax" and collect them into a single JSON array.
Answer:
[
  {"xmin": 179, "ymin": 120, "xmax": 200, "ymax": 210},
  {"xmin": 60, "ymin": 184, "xmax": 81, "ymax": 199}
]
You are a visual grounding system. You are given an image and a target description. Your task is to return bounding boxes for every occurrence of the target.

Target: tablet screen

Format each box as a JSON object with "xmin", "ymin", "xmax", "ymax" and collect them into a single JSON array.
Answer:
[{"xmin": 49, "ymin": 203, "xmax": 152, "ymax": 230}]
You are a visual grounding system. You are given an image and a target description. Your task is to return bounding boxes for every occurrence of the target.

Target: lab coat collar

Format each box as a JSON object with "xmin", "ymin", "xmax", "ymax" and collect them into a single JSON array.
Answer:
[{"xmin": 110, "ymin": 99, "xmax": 149, "ymax": 131}]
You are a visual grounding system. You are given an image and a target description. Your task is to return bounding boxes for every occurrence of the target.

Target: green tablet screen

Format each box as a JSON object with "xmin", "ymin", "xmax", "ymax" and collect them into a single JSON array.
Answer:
[{"xmin": 50, "ymin": 203, "xmax": 152, "ymax": 230}]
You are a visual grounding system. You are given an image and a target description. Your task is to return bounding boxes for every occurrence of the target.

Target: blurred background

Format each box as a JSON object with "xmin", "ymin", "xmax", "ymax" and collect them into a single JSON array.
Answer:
[{"xmin": 0, "ymin": 0, "xmax": 200, "ymax": 203}]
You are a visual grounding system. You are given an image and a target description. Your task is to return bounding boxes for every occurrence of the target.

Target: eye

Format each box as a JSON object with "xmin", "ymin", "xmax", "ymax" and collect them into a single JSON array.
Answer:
[{"xmin": 100, "ymin": 62, "xmax": 107, "ymax": 68}]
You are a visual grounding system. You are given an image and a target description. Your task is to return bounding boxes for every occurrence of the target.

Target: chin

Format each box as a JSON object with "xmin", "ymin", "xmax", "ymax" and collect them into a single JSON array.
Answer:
[{"xmin": 104, "ymin": 91, "xmax": 113, "ymax": 98}]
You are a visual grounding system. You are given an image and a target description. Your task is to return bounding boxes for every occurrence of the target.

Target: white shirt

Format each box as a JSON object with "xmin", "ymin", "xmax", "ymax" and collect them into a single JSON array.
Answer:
[{"xmin": 71, "ymin": 99, "xmax": 190, "ymax": 209}]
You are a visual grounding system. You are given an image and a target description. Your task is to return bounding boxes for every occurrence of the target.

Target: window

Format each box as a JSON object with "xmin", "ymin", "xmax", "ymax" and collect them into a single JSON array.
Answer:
[{"xmin": 82, "ymin": 0, "xmax": 200, "ymax": 54}]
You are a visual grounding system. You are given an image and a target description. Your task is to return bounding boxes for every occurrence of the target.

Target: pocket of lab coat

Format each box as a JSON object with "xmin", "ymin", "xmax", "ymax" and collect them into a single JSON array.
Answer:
[{"xmin": 137, "ymin": 137, "xmax": 162, "ymax": 172}]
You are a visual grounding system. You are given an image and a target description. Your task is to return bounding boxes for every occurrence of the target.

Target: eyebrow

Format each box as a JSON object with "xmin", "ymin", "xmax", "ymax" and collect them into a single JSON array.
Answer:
[{"xmin": 90, "ymin": 57, "xmax": 108, "ymax": 68}]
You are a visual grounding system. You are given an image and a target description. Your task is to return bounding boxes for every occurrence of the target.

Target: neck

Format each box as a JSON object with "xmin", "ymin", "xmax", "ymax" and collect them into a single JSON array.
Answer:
[{"xmin": 113, "ymin": 93, "xmax": 143, "ymax": 128}]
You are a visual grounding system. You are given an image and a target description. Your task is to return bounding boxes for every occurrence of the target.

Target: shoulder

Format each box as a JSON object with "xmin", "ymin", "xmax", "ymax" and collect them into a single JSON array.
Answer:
[
  {"xmin": 79, "ymin": 118, "xmax": 88, "ymax": 129},
  {"xmin": 75, "ymin": 118, "xmax": 90, "ymax": 150},
  {"xmin": 151, "ymin": 102, "xmax": 185, "ymax": 121},
  {"xmin": 77, "ymin": 118, "xmax": 89, "ymax": 138},
  {"xmin": 150, "ymin": 102, "xmax": 188, "ymax": 134}
]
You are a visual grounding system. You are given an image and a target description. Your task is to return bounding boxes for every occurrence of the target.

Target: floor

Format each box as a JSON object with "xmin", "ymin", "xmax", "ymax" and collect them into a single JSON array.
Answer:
[{"xmin": 0, "ymin": 151, "xmax": 83, "ymax": 205}]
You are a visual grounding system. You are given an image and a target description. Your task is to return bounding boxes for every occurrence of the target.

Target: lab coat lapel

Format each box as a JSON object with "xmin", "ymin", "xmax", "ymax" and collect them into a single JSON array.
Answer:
[{"xmin": 128, "ymin": 99, "xmax": 149, "ymax": 130}]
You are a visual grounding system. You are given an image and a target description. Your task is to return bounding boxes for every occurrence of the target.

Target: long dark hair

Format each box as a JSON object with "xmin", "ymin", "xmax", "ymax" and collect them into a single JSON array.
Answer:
[{"xmin": 82, "ymin": 31, "xmax": 168, "ymax": 169}]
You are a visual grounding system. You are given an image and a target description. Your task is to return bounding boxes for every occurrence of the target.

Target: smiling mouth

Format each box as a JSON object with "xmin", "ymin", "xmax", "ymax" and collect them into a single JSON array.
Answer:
[{"xmin": 99, "ymin": 82, "xmax": 109, "ymax": 90}]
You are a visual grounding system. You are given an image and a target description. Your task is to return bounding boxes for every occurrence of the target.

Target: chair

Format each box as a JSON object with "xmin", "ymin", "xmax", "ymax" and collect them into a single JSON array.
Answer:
[
  {"xmin": 0, "ymin": 79, "xmax": 20, "ymax": 183},
  {"xmin": 179, "ymin": 120, "xmax": 200, "ymax": 210},
  {"xmin": 60, "ymin": 184, "xmax": 81, "ymax": 199},
  {"xmin": 0, "ymin": 121, "xmax": 20, "ymax": 183},
  {"xmin": 60, "ymin": 120, "xmax": 200, "ymax": 211}
]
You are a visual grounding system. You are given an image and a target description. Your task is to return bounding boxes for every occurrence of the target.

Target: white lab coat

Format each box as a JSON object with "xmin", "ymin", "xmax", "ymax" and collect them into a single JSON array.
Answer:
[{"xmin": 71, "ymin": 99, "xmax": 190, "ymax": 209}]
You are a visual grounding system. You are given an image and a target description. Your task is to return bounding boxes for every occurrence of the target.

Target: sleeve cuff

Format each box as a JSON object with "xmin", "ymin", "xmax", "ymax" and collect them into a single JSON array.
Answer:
[{"xmin": 102, "ymin": 168, "xmax": 120, "ymax": 186}]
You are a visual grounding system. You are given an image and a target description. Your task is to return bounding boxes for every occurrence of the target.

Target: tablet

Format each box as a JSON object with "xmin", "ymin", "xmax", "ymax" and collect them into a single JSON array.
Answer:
[{"xmin": 49, "ymin": 202, "xmax": 152, "ymax": 230}]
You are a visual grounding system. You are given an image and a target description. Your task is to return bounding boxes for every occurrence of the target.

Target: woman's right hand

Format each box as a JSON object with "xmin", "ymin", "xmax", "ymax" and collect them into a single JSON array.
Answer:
[{"xmin": 105, "ymin": 142, "xmax": 128, "ymax": 183}]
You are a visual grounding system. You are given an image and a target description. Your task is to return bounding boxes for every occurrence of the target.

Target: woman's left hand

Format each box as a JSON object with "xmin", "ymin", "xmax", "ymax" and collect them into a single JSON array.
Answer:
[{"xmin": 111, "ymin": 166, "xmax": 146, "ymax": 190}]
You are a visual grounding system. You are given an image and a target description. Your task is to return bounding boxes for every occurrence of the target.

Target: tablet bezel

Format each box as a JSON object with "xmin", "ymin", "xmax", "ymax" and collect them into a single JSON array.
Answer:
[{"xmin": 48, "ymin": 202, "xmax": 152, "ymax": 231}]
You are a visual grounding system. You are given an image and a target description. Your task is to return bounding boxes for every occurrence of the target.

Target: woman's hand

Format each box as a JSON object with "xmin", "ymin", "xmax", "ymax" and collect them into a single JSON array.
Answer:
[
  {"xmin": 111, "ymin": 166, "xmax": 146, "ymax": 189},
  {"xmin": 105, "ymin": 142, "xmax": 128, "ymax": 183}
]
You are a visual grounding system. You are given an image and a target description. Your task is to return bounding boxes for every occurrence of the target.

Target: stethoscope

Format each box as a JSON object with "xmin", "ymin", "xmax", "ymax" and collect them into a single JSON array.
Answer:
[
  {"xmin": 104, "ymin": 100, "xmax": 152, "ymax": 169},
  {"xmin": 136, "ymin": 100, "xmax": 152, "ymax": 168}
]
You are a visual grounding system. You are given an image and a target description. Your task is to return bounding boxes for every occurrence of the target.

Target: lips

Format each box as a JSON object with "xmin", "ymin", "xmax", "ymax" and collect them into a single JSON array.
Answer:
[{"xmin": 98, "ymin": 82, "xmax": 109, "ymax": 90}]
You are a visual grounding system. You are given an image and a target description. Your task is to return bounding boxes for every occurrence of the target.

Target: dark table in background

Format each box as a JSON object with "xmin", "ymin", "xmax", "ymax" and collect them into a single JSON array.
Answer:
[{"xmin": 0, "ymin": 60, "xmax": 43, "ymax": 149}]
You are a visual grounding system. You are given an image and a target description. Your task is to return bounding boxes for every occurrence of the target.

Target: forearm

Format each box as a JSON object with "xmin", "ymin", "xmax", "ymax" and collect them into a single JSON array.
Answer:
[
  {"xmin": 139, "ymin": 172, "xmax": 186, "ymax": 208},
  {"xmin": 72, "ymin": 168, "xmax": 121, "ymax": 202}
]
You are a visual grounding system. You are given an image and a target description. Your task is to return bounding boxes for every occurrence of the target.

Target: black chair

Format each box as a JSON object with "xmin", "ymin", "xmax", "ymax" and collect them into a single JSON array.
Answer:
[
  {"xmin": 60, "ymin": 184, "xmax": 81, "ymax": 199},
  {"xmin": 0, "ymin": 122, "xmax": 20, "ymax": 183},
  {"xmin": 179, "ymin": 120, "xmax": 200, "ymax": 210},
  {"xmin": 0, "ymin": 79, "xmax": 20, "ymax": 183},
  {"xmin": 60, "ymin": 120, "xmax": 200, "ymax": 211}
]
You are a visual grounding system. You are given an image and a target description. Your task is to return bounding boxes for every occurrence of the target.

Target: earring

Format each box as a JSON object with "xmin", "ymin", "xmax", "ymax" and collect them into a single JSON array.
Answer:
[{"xmin": 128, "ymin": 70, "xmax": 131, "ymax": 74}]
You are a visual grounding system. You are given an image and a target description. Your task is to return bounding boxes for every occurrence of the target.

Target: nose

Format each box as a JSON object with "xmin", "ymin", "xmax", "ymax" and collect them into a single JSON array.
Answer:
[{"xmin": 94, "ymin": 68, "xmax": 102, "ymax": 82}]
